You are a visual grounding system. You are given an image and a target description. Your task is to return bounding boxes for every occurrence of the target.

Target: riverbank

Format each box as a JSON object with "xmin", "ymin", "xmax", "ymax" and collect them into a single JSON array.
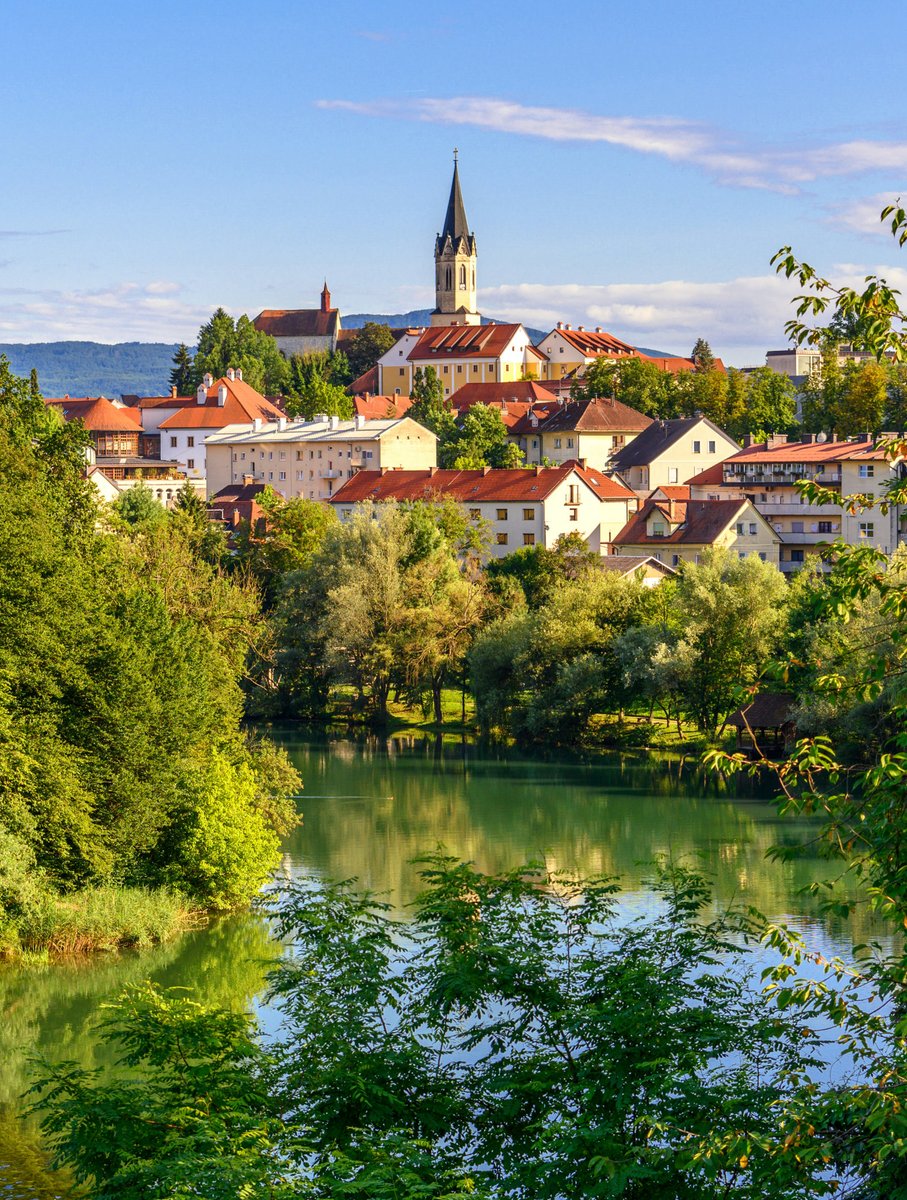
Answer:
[{"xmin": 0, "ymin": 885, "xmax": 200, "ymax": 962}]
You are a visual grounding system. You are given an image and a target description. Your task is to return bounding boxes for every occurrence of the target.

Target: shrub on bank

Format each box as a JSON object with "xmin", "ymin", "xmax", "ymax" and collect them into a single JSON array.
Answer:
[{"xmin": 5, "ymin": 886, "xmax": 190, "ymax": 957}]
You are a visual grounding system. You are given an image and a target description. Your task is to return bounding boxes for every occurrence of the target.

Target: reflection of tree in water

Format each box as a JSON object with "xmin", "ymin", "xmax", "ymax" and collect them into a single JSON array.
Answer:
[
  {"xmin": 278, "ymin": 732, "xmax": 890, "ymax": 950},
  {"xmin": 0, "ymin": 915, "xmax": 277, "ymax": 1198}
]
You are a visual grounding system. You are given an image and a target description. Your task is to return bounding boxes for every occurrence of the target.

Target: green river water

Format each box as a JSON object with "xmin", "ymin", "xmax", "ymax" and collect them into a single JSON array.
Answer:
[{"xmin": 0, "ymin": 730, "xmax": 887, "ymax": 1197}]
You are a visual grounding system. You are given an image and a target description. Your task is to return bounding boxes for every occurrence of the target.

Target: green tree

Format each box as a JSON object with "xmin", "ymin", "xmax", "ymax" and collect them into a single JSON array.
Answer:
[
  {"xmin": 408, "ymin": 366, "xmax": 456, "ymax": 440},
  {"xmin": 691, "ymin": 337, "xmax": 715, "ymax": 371},
  {"xmin": 194, "ymin": 308, "xmax": 289, "ymax": 395},
  {"xmin": 238, "ymin": 489, "xmax": 337, "ymax": 606},
  {"xmin": 345, "ymin": 322, "xmax": 396, "ymax": 381},
  {"xmin": 441, "ymin": 403, "xmax": 524, "ymax": 469},
  {"xmin": 834, "ymin": 360, "xmax": 888, "ymax": 437},
  {"xmin": 112, "ymin": 482, "xmax": 168, "ymax": 529},
  {"xmin": 573, "ymin": 356, "xmax": 676, "ymax": 418},
  {"xmin": 283, "ymin": 363, "xmax": 353, "ymax": 420},
  {"xmin": 742, "ymin": 365, "xmax": 797, "ymax": 436},
  {"xmin": 168, "ymin": 342, "xmax": 196, "ymax": 394}
]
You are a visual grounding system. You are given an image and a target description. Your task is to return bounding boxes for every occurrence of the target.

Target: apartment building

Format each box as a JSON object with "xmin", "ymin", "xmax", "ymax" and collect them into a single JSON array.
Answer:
[
  {"xmin": 608, "ymin": 416, "xmax": 740, "ymax": 493},
  {"xmin": 611, "ymin": 497, "xmax": 781, "ymax": 567},
  {"xmin": 204, "ymin": 414, "xmax": 437, "ymax": 501}
]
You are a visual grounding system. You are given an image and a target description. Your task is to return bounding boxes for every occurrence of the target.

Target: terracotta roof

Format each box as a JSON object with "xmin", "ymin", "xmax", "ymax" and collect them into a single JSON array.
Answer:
[
  {"xmin": 329, "ymin": 465, "xmax": 632, "ymax": 507},
  {"xmin": 353, "ymin": 393, "xmax": 414, "ymax": 420},
  {"xmin": 564, "ymin": 461, "xmax": 637, "ymax": 500},
  {"xmin": 158, "ymin": 377, "xmax": 284, "ymax": 430},
  {"xmin": 348, "ymin": 366, "xmax": 379, "ymax": 395},
  {"xmin": 612, "ymin": 498, "xmax": 751, "ymax": 547},
  {"xmin": 651, "ymin": 485, "xmax": 692, "ymax": 501},
  {"xmin": 137, "ymin": 394, "xmax": 197, "ymax": 410},
  {"xmin": 209, "ymin": 481, "xmax": 271, "ymax": 505},
  {"xmin": 45, "ymin": 396, "xmax": 142, "ymax": 432},
  {"xmin": 641, "ymin": 354, "xmax": 727, "ymax": 375},
  {"xmin": 408, "ymin": 323, "xmax": 531, "ymax": 361},
  {"xmin": 550, "ymin": 327, "xmax": 637, "ymax": 356},
  {"xmin": 610, "ymin": 418, "xmax": 739, "ymax": 470},
  {"xmin": 723, "ymin": 436, "xmax": 885, "ymax": 464},
  {"xmin": 535, "ymin": 397, "xmax": 652, "ymax": 435},
  {"xmin": 684, "ymin": 462, "xmax": 726, "ymax": 487},
  {"xmin": 253, "ymin": 308, "xmax": 340, "ymax": 338},
  {"xmin": 449, "ymin": 381, "xmax": 559, "ymax": 409}
]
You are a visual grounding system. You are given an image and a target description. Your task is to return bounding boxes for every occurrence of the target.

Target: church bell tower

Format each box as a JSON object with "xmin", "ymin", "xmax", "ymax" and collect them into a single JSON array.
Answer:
[{"xmin": 432, "ymin": 152, "xmax": 480, "ymax": 327}]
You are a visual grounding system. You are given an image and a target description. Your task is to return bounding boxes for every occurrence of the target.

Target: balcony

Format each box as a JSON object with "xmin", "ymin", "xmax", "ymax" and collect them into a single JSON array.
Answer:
[
  {"xmin": 777, "ymin": 530, "xmax": 841, "ymax": 545},
  {"xmin": 319, "ymin": 469, "xmax": 342, "ymax": 479}
]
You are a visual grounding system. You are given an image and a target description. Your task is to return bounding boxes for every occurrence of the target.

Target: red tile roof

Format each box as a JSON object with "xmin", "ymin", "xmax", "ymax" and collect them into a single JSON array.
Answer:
[
  {"xmin": 722, "ymin": 436, "xmax": 885, "ymax": 464},
  {"xmin": 408, "ymin": 323, "xmax": 531, "ymax": 361},
  {"xmin": 640, "ymin": 354, "xmax": 727, "ymax": 375},
  {"xmin": 353, "ymin": 393, "xmax": 414, "ymax": 420},
  {"xmin": 535, "ymin": 397, "xmax": 652, "ymax": 435},
  {"xmin": 348, "ymin": 366, "xmax": 379, "ymax": 395},
  {"xmin": 329, "ymin": 465, "xmax": 633, "ymax": 507},
  {"xmin": 158, "ymin": 377, "xmax": 284, "ymax": 430},
  {"xmin": 651, "ymin": 485, "xmax": 692, "ymax": 501},
  {"xmin": 136, "ymin": 393, "xmax": 196, "ymax": 409},
  {"xmin": 253, "ymin": 308, "xmax": 340, "ymax": 338},
  {"xmin": 449, "ymin": 380, "xmax": 559, "ymax": 409},
  {"xmin": 563, "ymin": 461, "xmax": 637, "ymax": 500},
  {"xmin": 551, "ymin": 327, "xmax": 637, "ymax": 356},
  {"xmin": 685, "ymin": 462, "xmax": 727, "ymax": 487},
  {"xmin": 45, "ymin": 396, "xmax": 143, "ymax": 431},
  {"xmin": 613, "ymin": 498, "xmax": 751, "ymax": 547}
]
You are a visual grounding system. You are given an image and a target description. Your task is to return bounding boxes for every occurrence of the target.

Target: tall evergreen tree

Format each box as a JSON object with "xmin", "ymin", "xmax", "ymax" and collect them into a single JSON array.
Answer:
[
  {"xmin": 691, "ymin": 337, "xmax": 715, "ymax": 371},
  {"xmin": 169, "ymin": 343, "xmax": 196, "ymax": 395}
]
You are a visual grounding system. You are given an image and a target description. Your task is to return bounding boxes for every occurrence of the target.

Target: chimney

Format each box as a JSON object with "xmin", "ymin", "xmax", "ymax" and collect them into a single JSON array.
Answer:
[
  {"xmin": 578, "ymin": 457, "xmax": 587, "ymax": 469},
  {"xmin": 329, "ymin": 414, "xmax": 339, "ymax": 430},
  {"xmin": 196, "ymin": 383, "xmax": 207, "ymax": 406},
  {"xmin": 564, "ymin": 323, "xmax": 571, "ymax": 330},
  {"xmin": 252, "ymin": 418, "xmax": 262, "ymax": 431},
  {"xmin": 315, "ymin": 412, "xmax": 328, "ymax": 423},
  {"xmin": 742, "ymin": 434, "xmax": 754, "ymax": 448},
  {"xmin": 482, "ymin": 465, "xmax": 492, "ymax": 475},
  {"xmin": 355, "ymin": 414, "xmax": 366, "ymax": 429},
  {"xmin": 217, "ymin": 384, "xmax": 227, "ymax": 407},
  {"xmin": 203, "ymin": 373, "xmax": 214, "ymax": 388},
  {"xmin": 235, "ymin": 367, "xmax": 242, "ymax": 382},
  {"xmin": 595, "ymin": 326, "xmax": 603, "ymax": 333},
  {"xmin": 277, "ymin": 417, "xmax": 287, "ymax": 431},
  {"xmin": 430, "ymin": 466, "xmax": 437, "ymax": 475},
  {"xmin": 171, "ymin": 385, "xmax": 177, "ymax": 398},
  {"xmin": 667, "ymin": 500, "xmax": 676, "ymax": 521},
  {"xmin": 577, "ymin": 325, "xmax": 585, "ymax": 332},
  {"xmin": 242, "ymin": 473, "xmax": 254, "ymax": 486},
  {"xmin": 556, "ymin": 321, "xmax": 563, "ymax": 330},
  {"xmin": 226, "ymin": 367, "xmax": 236, "ymax": 381}
]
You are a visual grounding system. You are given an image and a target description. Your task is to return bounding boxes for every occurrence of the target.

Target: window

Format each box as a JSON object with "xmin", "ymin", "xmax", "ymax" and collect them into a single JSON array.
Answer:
[
  {"xmin": 692, "ymin": 440, "xmax": 701, "ymax": 453},
  {"xmin": 279, "ymin": 471, "xmax": 286, "ymax": 480},
  {"xmin": 496, "ymin": 508, "xmax": 508, "ymax": 520},
  {"xmin": 671, "ymin": 554, "xmax": 680, "ymax": 567},
  {"xmin": 532, "ymin": 439, "xmax": 538, "ymax": 448},
  {"xmin": 240, "ymin": 452, "xmax": 245, "ymax": 460},
  {"xmin": 522, "ymin": 508, "xmax": 534, "ymax": 521},
  {"xmin": 279, "ymin": 451, "xmax": 286, "ymax": 460},
  {"xmin": 860, "ymin": 522, "xmax": 875, "ymax": 538},
  {"xmin": 818, "ymin": 521, "xmax": 833, "ymax": 533},
  {"xmin": 858, "ymin": 464, "xmax": 875, "ymax": 478},
  {"xmin": 566, "ymin": 437, "xmax": 574, "ymax": 448},
  {"xmin": 523, "ymin": 533, "xmax": 535, "ymax": 546},
  {"xmin": 651, "ymin": 522, "xmax": 666, "ymax": 537},
  {"xmin": 668, "ymin": 467, "xmax": 678, "ymax": 483},
  {"xmin": 759, "ymin": 552, "xmax": 767, "ymax": 561},
  {"xmin": 790, "ymin": 549, "xmax": 805, "ymax": 563},
  {"xmin": 269, "ymin": 452, "xmax": 273, "ymax": 460},
  {"xmin": 736, "ymin": 522, "xmax": 745, "ymax": 535},
  {"xmin": 187, "ymin": 458, "xmax": 194, "ymax": 469},
  {"xmin": 569, "ymin": 509, "xmax": 579, "ymax": 521},
  {"xmin": 554, "ymin": 438, "xmax": 562, "ymax": 449},
  {"xmin": 496, "ymin": 532, "xmax": 508, "ymax": 545},
  {"xmin": 268, "ymin": 472, "xmax": 273, "ymax": 480},
  {"xmin": 187, "ymin": 436, "xmax": 195, "ymax": 448},
  {"xmin": 708, "ymin": 440, "xmax": 716, "ymax": 454},
  {"xmin": 791, "ymin": 521, "xmax": 804, "ymax": 533},
  {"xmin": 169, "ymin": 436, "xmax": 177, "ymax": 448},
  {"xmin": 567, "ymin": 484, "xmax": 579, "ymax": 503},
  {"xmin": 749, "ymin": 522, "xmax": 757, "ymax": 535},
  {"xmin": 739, "ymin": 551, "xmax": 747, "ymax": 559}
]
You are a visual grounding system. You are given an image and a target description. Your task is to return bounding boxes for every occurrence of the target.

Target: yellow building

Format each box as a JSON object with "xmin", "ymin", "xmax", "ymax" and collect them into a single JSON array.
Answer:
[
  {"xmin": 611, "ymin": 496, "xmax": 781, "ymax": 567},
  {"xmin": 378, "ymin": 322, "xmax": 546, "ymax": 398}
]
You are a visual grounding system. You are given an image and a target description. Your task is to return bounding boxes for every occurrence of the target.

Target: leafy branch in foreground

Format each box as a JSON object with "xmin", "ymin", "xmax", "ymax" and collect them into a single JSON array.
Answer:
[{"xmin": 28, "ymin": 856, "xmax": 907, "ymax": 1197}]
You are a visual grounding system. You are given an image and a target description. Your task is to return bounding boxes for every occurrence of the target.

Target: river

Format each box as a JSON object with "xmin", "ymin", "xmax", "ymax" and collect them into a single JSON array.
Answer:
[{"xmin": 0, "ymin": 730, "xmax": 885, "ymax": 1197}]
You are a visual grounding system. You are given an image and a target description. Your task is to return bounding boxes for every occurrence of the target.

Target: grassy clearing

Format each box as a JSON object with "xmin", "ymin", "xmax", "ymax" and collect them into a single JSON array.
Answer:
[{"xmin": 2, "ymin": 886, "xmax": 197, "ymax": 960}]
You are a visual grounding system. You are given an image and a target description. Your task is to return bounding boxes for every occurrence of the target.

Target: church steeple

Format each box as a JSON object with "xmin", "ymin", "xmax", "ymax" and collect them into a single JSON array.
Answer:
[{"xmin": 432, "ymin": 152, "xmax": 480, "ymax": 327}]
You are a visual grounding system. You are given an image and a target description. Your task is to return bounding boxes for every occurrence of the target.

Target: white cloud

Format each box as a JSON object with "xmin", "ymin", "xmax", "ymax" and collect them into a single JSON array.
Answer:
[
  {"xmin": 317, "ymin": 96, "xmax": 907, "ymax": 192},
  {"xmin": 0, "ymin": 281, "xmax": 211, "ymax": 342},
  {"xmin": 827, "ymin": 193, "xmax": 906, "ymax": 237}
]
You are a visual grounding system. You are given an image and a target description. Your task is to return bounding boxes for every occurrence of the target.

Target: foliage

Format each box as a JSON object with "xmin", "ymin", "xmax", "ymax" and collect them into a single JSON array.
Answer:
[
  {"xmin": 409, "ymin": 366, "xmax": 456, "ymax": 440},
  {"xmin": 0, "ymin": 360, "xmax": 299, "ymax": 945},
  {"xmin": 345, "ymin": 322, "xmax": 396, "ymax": 381},
  {"xmin": 31, "ymin": 857, "xmax": 907, "ymax": 1197},
  {"xmin": 236, "ymin": 487, "xmax": 337, "ymax": 606},
  {"xmin": 284, "ymin": 352, "xmax": 354, "ymax": 419},
  {"xmin": 168, "ymin": 342, "xmax": 195, "ymax": 394},
  {"xmin": 112, "ymin": 481, "xmax": 168, "ymax": 529},
  {"xmin": 194, "ymin": 307, "xmax": 289, "ymax": 395},
  {"xmin": 440, "ymin": 403, "xmax": 524, "ymax": 469},
  {"xmin": 691, "ymin": 336, "xmax": 714, "ymax": 370},
  {"xmin": 483, "ymin": 531, "xmax": 599, "ymax": 608}
]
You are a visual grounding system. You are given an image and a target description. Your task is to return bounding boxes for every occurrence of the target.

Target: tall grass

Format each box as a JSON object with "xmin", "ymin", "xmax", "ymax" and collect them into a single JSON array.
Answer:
[{"xmin": 10, "ymin": 886, "xmax": 195, "ymax": 956}]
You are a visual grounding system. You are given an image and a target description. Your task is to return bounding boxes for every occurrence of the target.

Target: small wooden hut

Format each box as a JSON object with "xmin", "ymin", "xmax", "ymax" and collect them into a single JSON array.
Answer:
[{"xmin": 726, "ymin": 692, "xmax": 797, "ymax": 755}]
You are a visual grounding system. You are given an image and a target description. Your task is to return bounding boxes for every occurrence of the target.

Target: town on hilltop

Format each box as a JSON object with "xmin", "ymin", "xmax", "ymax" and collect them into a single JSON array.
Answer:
[{"xmin": 38, "ymin": 158, "xmax": 907, "ymax": 575}]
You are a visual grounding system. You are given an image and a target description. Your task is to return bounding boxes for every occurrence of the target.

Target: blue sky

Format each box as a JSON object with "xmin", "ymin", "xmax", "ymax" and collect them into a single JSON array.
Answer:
[{"xmin": 2, "ymin": 0, "xmax": 906, "ymax": 364}]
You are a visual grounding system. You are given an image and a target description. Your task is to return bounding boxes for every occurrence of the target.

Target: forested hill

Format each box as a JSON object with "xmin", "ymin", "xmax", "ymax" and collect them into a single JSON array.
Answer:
[{"xmin": 0, "ymin": 342, "xmax": 178, "ymax": 398}]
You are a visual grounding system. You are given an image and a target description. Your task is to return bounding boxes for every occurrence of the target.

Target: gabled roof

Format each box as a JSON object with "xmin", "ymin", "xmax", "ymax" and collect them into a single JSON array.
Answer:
[
  {"xmin": 329, "ymin": 465, "xmax": 633, "ymax": 507},
  {"xmin": 650, "ymin": 485, "xmax": 692, "ymax": 501},
  {"xmin": 726, "ymin": 692, "xmax": 795, "ymax": 730},
  {"xmin": 684, "ymin": 462, "xmax": 726, "ymax": 488},
  {"xmin": 564, "ymin": 461, "xmax": 637, "ymax": 500},
  {"xmin": 45, "ymin": 396, "xmax": 142, "ymax": 432},
  {"xmin": 722, "ymin": 436, "xmax": 885, "ymax": 464},
  {"xmin": 136, "ymin": 393, "xmax": 197, "ymax": 410},
  {"xmin": 609, "ymin": 417, "xmax": 739, "ymax": 470},
  {"xmin": 353, "ymin": 393, "xmax": 414, "ymax": 420},
  {"xmin": 408, "ymin": 323, "xmax": 532, "ymax": 361},
  {"xmin": 253, "ymin": 308, "xmax": 340, "ymax": 338},
  {"xmin": 535, "ymin": 396, "xmax": 652, "ymax": 435},
  {"xmin": 209, "ymin": 481, "xmax": 271, "ymax": 505},
  {"xmin": 547, "ymin": 327, "xmax": 637, "ymax": 356},
  {"xmin": 159, "ymin": 377, "xmax": 284, "ymax": 430},
  {"xmin": 641, "ymin": 354, "xmax": 727, "ymax": 374},
  {"xmin": 612, "ymin": 498, "xmax": 753, "ymax": 547},
  {"xmin": 348, "ymin": 366, "xmax": 379, "ymax": 395},
  {"xmin": 449, "ymin": 381, "xmax": 559, "ymax": 409},
  {"xmin": 599, "ymin": 555, "xmax": 677, "ymax": 577}
]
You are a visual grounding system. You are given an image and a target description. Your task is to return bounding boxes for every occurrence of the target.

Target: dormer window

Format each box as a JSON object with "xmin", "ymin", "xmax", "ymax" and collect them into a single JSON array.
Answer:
[{"xmin": 651, "ymin": 522, "xmax": 666, "ymax": 537}]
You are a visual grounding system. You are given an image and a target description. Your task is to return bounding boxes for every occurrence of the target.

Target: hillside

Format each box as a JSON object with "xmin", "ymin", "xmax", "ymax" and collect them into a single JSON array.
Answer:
[{"xmin": 0, "ymin": 342, "xmax": 178, "ymax": 398}]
